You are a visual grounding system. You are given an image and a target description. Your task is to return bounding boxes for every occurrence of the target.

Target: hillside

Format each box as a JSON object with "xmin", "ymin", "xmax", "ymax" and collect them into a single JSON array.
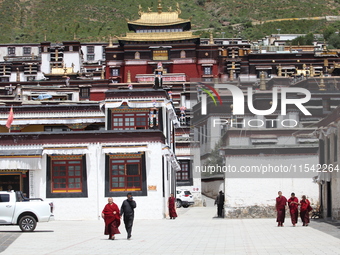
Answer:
[{"xmin": 0, "ymin": 0, "xmax": 340, "ymax": 43}]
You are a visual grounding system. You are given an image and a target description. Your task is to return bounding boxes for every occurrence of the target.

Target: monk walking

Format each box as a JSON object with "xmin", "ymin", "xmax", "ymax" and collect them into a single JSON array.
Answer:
[
  {"xmin": 300, "ymin": 195, "xmax": 312, "ymax": 226},
  {"xmin": 101, "ymin": 197, "xmax": 120, "ymax": 240},
  {"xmin": 288, "ymin": 192, "xmax": 299, "ymax": 226},
  {"xmin": 276, "ymin": 191, "xmax": 287, "ymax": 227},
  {"xmin": 168, "ymin": 193, "xmax": 178, "ymax": 219}
]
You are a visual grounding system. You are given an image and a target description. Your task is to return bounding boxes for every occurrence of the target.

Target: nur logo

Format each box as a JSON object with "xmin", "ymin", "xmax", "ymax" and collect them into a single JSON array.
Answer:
[
  {"xmin": 199, "ymin": 84, "xmax": 311, "ymax": 116},
  {"xmin": 198, "ymin": 83, "xmax": 223, "ymax": 115}
]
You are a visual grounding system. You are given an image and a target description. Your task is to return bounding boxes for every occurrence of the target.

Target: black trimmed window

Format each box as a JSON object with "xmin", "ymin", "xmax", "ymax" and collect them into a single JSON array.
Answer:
[
  {"xmin": 204, "ymin": 66, "xmax": 212, "ymax": 75},
  {"xmin": 176, "ymin": 160, "xmax": 193, "ymax": 186},
  {"xmin": 105, "ymin": 153, "xmax": 147, "ymax": 197},
  {"xmin": 87, "ymin": 46, "xmax": 94, "ymax": 54},
  {"xmin": 109, "ymin": 106, "xmax": 162, "ymax": 131},
  {"xmin": 80, "ymin": 87, "xmax": 90, "ymax": 98},
  {"xmin": 46, "ymin": 155, "xmax": 88, "ymax": 198},
  {"xmin": 112, "ymin": 112, "xmax": 148, "ymax": 130},
  {"xmin": 176, "ymin": 161, "xmax": 189, "ymax": 181},
  {"xmin": 23, "ymin": 47, "xmax": 31, "ymax": 55},
  {"xmin": 87, "ymin": 54, "xmax": 95, "ymax": 61},
  {"xmin": 8, "ymin": 47, "xmax": 15, "ymax": 55},
  {"xmin": 111, "ymin": 68, "xmax": 119, "ymax": 76}
]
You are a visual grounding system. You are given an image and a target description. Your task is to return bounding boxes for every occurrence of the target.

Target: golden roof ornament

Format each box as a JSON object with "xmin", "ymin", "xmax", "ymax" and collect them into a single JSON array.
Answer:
[
  {"xmin": 138, "ymin": 4, "xmax": 143, "ymax": 16},
  {"xmin": 209, "ymin": 30, "xmax": 214, "ymax": 45},
  {"xmin": 319, "ymin": 72, "xmax": 326, "ymax": 91},
  {"xmin": 148, "ymin": 7, "xmax": 152, "ymax": 13},
  {"xmin": 101, "ymin": 68, "xmax": 105, "ymax": 79},
  {"xmin": 168, "ymin": 6, "xmax": 172, "ymax": 12},
  {"xmin": 278, "ymin": 64, "xmax": 282, "ymax": 77},
  {"xmin": 109, "ymin": 35, "xmax": 113, "ymax": 47},
  {"xmin": 127, "ymin": 70, "xmax": 131, "ymax": 83},
  {"xmin": 16, "ymin": 68, "xmax": 20, "ymax": 82},
  {"xmin": 310, "ymin": 64, "xmax": 314, "ymax": 77},
  {"xmin": 157, "ymin": 0, "xmax": 162, "ymax": 14},
  {"xmin": 259, "ymin": 71, "xmax": 266, "ymax": 90},
  {"xmin": 176, "ymin": 3, "xmax": 181, "ymax": 15}
]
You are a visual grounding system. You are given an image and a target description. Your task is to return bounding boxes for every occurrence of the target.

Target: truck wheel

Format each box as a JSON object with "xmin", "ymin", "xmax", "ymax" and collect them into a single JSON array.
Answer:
[
  {"xmin": 176, "ymin": 200, "xmax": 182, "ymax": 208},
  {"xmin": 19, "ymin": 215, "xmax": 37, "ymax": 232}
]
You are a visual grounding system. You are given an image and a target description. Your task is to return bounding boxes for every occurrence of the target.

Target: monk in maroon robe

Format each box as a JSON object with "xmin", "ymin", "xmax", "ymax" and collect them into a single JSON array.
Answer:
[
  {"xmin": 168, "ymin": 193, "xmax": 177, "ymax": 219},
  {"xmin": 288, "ymin": 192, "xmax": 299, "ymax": 226},
  {"xmin": 101, "ymin": 197, "xmax": 120, "ymax": 240},
  {"xmin": 276, "ymin": 191, "xmax": 287, "ymax": 227},
  {"xmin": 300, "ymin": 195, "xmax": 312, "ymax": 226}
]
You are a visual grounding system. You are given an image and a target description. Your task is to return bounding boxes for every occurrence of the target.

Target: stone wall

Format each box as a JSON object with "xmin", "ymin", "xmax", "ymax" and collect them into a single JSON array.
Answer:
[{"xmin": 225, "ymin": 205, "xmax": 277, "ymax": 218}]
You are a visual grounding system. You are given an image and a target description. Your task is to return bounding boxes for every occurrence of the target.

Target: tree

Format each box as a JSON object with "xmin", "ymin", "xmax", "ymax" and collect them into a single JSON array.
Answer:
[
  {"xmin": 291, "ymin": 33, "xmax": 314, "ymax": 45},
  {"xmin": 328, "ymin": 33, "xmax": 340, "ymax": 49},
  {"xmin": 323, "ymin": 26, "xmax": 336, "ymax": 40},
  {"xmin": 202, "ymin": 139, "xmax": 224, "ymax": 177},
  {"xmin": 305, "ymin": 33, "xmax": 314, "ymax": 45}
]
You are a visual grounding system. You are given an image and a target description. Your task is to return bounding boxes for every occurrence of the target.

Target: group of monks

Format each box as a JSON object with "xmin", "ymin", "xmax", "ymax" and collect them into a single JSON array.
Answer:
[{"xmin": 276, "ymin": 191, "xmax": 313, "ymax": 227}]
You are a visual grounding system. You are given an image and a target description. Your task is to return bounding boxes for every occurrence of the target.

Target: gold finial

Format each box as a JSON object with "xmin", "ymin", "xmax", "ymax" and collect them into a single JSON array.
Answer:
[
  {"xmin": 101, "ymin": 68, "xmax": 105, "ymax": 79},
  {"xmin": 278, "ymin": 64, "xmax": 282, "ymax": 77},
  {"xmin": 260, "ymin": 71, "xmax": 266, "ymax": 90},
  {"xmin": 16, "ymin": 68, "xmax": 20, "ymax": 82},
  {"xmin": 44, "ymin": 34, "xmax": 47, "ymax": 41},
  {"xmin": 176, "ymin": 3, "xmax": 181, "ymax": 15},
  {"xmin": 319, "ymin": 72, "xmax": 326, "ymax": 91},
  {"xmin": 168, "ymin": 6, "xmax": 172, "ymax": 12},
  {"xmin": 148, "ymin": 7, "xmax": 152, "ymax": 12},
  {"xmin": 157, "ymin": 0, "xmax": 162, "ymax": 14},
  {"xmin": 230, "ymin": 69, "xmax": 234, "ymax": 81},
  {"xmin": 209, "ymin": 30, "xmax": 214, "ymax": 45},
  {"xmin": 74, "ymin": 33, "xmax": 77, "ymax": 40},
  {"xmin": 324, "ymin": 59, "xmax": 329, "ymax": 67},
  {"xmin": 310, "ymin": 64, "xmax": 314, "ymax": 77},
  {"xmin": 127, "ymin": 70, "xmax": 131, "ymax": 83},
  {"xmin": 109, "ymin": 35, "xmax": 113, "ymax": 47},
  {"xmin": 138, "ymin": 4, "xmax": 143, "ymax": 15}
]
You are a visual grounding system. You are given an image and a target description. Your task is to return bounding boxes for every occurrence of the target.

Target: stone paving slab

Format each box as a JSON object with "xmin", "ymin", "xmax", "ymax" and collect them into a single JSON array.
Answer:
[{"xmin": 1, "ymin": 206, "xmax": 339, "ymax": 255}]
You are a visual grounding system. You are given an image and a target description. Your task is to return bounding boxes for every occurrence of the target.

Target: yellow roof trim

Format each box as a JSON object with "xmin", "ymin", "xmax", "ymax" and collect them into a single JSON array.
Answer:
[{"xmin": 118, "ymin": 31, "xmax": 199, "ymax": 42}]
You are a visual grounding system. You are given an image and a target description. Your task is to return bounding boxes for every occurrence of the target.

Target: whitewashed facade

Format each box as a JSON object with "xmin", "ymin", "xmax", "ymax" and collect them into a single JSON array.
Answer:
[{"xmin": 0, "ymin": 89, "xmax": 180, "ymax": 220}]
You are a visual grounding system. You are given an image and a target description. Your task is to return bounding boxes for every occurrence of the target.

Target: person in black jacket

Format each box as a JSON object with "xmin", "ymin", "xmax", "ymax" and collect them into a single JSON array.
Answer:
[
  {"xmin": 120, "ymin": 193, "xmax": 137, "ymax": 240},
  {"xmin": 215, "ymin": 190, "xmax": 225, "ymax": 218}
]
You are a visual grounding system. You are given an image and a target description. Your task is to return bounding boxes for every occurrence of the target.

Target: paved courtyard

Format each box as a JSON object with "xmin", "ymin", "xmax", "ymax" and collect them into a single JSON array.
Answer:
[{"xmin": 1, "ymin": 203, "xmax": 340, "ymax": 255}]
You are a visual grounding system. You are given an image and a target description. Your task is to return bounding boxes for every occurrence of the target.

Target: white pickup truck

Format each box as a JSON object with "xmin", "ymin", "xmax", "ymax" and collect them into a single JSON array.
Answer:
[{"xmin": 0, "ymin": 191, "xmax": 54, "ymax": 232}]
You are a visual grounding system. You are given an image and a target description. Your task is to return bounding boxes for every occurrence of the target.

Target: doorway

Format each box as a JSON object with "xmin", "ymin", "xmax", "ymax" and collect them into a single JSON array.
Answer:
[
  {"xmin": 326, "ymin": 181, "xmax": 332, "ymax": 218},
  {"xmin": 0, "ymin": 172, "xmax": 29, "ymax": 196}
]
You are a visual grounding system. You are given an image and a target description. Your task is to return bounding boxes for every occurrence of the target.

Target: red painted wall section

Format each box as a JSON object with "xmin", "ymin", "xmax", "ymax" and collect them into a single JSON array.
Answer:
[
  {"xmin": 105, "ymin": 66, "xmax": 111, "ymax": 79},
  {"xmin": 212, "ymin": 64, "xmax": 218, "ymax": 77},
  {"xmin": 90, "ymin": 92, "xmax": 105, "ymax": 101},
  {"xmin": 172, "ymin": 63, "xmax": 199, "ymax": 81},
  {"xmin": 124, "ymin": 65, "xmax": 149, "ymax": 82}
]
